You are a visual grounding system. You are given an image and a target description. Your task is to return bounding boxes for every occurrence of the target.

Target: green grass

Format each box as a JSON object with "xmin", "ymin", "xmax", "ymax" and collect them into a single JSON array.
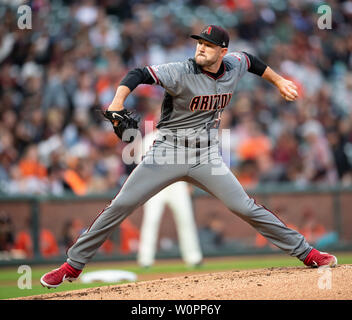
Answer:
[{"xmin": 1, "ymin": 252, "xmax": 352, "ymax": 300}]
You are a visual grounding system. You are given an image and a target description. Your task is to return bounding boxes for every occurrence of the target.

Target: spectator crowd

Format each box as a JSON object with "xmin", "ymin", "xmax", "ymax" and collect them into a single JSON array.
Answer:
[{"xmin": 1, "ymin": 0, "xmax": 352, "ymax": 196}]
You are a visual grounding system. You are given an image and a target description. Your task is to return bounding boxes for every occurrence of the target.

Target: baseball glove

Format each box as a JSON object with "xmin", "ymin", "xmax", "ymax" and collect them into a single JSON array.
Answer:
[{"xmin": 103, "ymin": 109, "xmax": 139, "ymax": 143}]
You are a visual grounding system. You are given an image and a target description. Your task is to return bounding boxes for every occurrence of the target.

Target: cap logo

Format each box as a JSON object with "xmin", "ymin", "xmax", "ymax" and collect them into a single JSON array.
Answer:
[{"xmin": 203, "ymin": 26, "xmax": 212, "ymax": 35}]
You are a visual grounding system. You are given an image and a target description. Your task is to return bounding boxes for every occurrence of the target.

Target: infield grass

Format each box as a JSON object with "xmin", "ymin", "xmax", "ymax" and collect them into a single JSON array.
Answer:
[{"xmin": 1, "ymin": 252, "xmax": 352, "ymax": 300}]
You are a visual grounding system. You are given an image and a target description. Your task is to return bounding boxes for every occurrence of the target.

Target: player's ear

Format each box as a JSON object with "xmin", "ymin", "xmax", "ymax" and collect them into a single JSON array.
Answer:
[{"xmin": 220, "ymin": 47, "xmax": 228, "ymax": 58}]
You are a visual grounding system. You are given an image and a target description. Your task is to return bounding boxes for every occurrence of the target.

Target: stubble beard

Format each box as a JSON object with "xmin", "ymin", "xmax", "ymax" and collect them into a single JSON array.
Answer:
[{"xmin": 195, "ymin": 54, "xmax": 218, "ymax": 68}]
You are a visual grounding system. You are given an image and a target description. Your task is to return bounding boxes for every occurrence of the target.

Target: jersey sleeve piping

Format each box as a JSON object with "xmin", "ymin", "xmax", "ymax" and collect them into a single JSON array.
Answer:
[
  {"xmin": 146, "ymin": 66, "xmax": 160, "ymax": 85},
  {"xmin": 243, "ymin": 52, "xmax": 251, "ymax": 69}
]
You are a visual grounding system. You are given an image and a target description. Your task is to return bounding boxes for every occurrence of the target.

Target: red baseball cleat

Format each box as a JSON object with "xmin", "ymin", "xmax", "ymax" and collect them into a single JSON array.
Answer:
[
  {"xmin": 304, "ymin": 248, "xmax": 337, "ymax": 268},
  {"xmin": 40, "ymin": 262, "xmax": 82, "ymax": 288}
]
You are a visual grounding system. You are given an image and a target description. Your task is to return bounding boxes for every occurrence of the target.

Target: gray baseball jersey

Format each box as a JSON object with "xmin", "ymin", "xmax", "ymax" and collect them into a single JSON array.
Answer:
[
  {"xmin": 67, "ymin": 52, "xmax": 313, "ymax": 270},
  {"xmin": 147, "ymin": 52, "xmax": 249, "ymax": 131}
]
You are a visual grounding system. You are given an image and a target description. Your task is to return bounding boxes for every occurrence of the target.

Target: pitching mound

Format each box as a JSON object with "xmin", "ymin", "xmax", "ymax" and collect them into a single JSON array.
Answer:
[{"xmin": 17, "ymin": 265, "xmax": 352, "ymax": 300}]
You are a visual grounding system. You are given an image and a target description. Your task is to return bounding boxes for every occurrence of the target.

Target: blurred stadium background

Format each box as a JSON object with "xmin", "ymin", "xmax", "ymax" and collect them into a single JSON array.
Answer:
[{"xmin": 0, "ymin": 0, "xmax": 352, "ymax": 268}]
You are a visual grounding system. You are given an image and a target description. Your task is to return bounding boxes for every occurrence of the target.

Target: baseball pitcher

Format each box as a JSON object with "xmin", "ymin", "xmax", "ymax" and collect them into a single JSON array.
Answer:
[{"xmin": 41, "ymin": 25, "xmax": 337, "ymax": 288}]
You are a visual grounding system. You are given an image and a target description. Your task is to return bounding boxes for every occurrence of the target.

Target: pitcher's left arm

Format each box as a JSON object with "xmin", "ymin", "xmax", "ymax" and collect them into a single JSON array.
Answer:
[{"xmin": 243, "ymin": 51, "xmax": 298, "ymax": 102}]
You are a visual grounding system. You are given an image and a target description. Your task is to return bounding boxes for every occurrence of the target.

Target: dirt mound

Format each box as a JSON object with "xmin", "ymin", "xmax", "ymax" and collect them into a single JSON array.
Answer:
[{"xmin": 16, "ymin": 265, "xmax": 352, "ymax": 300}]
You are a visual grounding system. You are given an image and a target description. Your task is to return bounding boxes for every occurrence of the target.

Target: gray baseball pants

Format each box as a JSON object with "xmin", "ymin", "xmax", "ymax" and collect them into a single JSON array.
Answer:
[{"xmin": 67, "ymin": 133, "xmax": 312, "ymax": 270}]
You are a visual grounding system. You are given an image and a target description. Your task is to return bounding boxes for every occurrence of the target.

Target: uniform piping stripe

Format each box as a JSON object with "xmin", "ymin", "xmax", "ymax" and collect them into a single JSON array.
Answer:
[
  {"xmin": 67, "ymin": 165, "xmax": 138, "ymax": 254},
  {"xmin": 147, "ymin": 66, "xmax": 160, "ymax": 85},
  {"xmin": 244, "ymin": 53, "xmax": 251, "ymax": 69},
  {"xmin": 262, "ymin": 204, "xmax": 288, "ymax": 227},
  {"xmin": 201, "ymin": 62, "xmax": 226, "ymax": 80},
  {"xmin": 86, "ymin": 205, "xmax": 109, "ymax": 233},
  {"xmin": 252, "ymin": 198, "xmax": 287, "ymax": 227},
  {"xmin": 86, "ymin": 166, "xmax": 137, "ymax": 232}
]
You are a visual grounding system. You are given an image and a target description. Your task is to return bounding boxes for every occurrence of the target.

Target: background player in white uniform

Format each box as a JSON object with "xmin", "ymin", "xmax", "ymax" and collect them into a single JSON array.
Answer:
[
  {"xmin": 136, "ymin": 123, "xmax": 203, "ymax": 268},
  {"xmin": 41, "ymin": 25, "xmax": 337, "ymax": 288}
]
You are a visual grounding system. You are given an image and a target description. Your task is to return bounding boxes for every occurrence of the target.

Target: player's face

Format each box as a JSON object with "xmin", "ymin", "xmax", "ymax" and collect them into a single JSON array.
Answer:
[{"xmin": 195, "ymin": 39, "xmax": 227, "ymax": 68}]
